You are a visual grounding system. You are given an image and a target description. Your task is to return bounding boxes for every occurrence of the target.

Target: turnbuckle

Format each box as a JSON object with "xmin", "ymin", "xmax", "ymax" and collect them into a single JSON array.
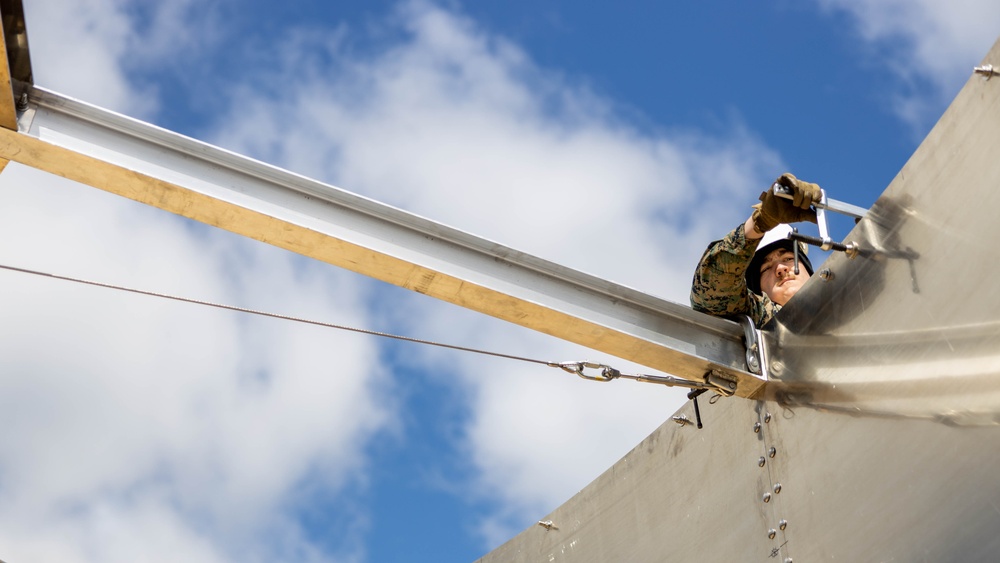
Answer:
[{"xmin": 550, "ymin": 361, "xmax": 734, "ymax": 395}]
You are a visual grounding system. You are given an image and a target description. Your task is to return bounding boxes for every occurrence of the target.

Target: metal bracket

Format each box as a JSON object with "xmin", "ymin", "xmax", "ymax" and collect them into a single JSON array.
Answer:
[{"xmin": 740, "ymin": 315, "xmax": 768, "ymax": 379}]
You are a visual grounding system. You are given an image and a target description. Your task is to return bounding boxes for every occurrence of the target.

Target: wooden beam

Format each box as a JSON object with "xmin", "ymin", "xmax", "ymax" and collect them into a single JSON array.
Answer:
[{"xmin": 0, "ymin": 87, "xmax": 763, "ymax": 396}]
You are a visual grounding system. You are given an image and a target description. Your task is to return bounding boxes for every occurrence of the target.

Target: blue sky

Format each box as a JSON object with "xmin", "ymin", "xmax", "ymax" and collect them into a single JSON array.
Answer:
[{"xmin": 0, "ymin": 1, "xmax": 997, "ymax": 562}]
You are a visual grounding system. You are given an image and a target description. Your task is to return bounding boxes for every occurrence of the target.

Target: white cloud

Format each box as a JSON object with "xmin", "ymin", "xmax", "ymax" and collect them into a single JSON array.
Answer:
[
  {"xmin": 205, "ymin": 0, "xmax": 783, "ymax": 547},
  {"xmin": 24, "ymin": 0, "xmax": 220, "ymax": 117},
  {"xmin": 13, "ymin": 0, "xmax": 400, "ymax": 555},
  {"xmin": 816, "ymin": 0, "xmax": 1000, "ymax": 126},
  {"xmin": 0, "ymin": 144, "xmax": 388, "ymax": 561}
]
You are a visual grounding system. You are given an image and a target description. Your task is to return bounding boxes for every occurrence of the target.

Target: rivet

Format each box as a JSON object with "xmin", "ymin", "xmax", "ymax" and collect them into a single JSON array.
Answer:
[
  {"xmin": 753, "ymin": 422, "xmax": 762, "ymax": 433},
  {"xmin": 762, "ymin": 492, "xmax": 772, "ymax": 503},
  {"xmin": 768, "ymin": 529, "xmax": 777, "ymax": 540},
  {"xmin": 764, "ymin": 412, "xmax": 772, "ymax": 423},
  {"xmin": 768, "ymin": 446, "xmax": 777, "ymax": 458},
  {"xmin": 758, "ymin": 456, "xmax": 766, "ymax": 467},
  {"xmin": 779, "ymin": 519, "xmax": 788, "ymax": 530},
  {"xmin": 773, "ymin": 483, "xmax": 782, "ymax": 494},
  {"xmin": 784, "ymin": 558, "xmax": 793, "ymax": 563}
]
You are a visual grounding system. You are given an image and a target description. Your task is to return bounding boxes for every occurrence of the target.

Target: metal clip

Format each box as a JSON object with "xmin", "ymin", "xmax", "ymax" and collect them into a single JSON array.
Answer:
[
  {"xmin": 553, "ymin": 361, "xmax": 618, "ymax": 382},
  {"xmin": 740, "ymin": 315, "xmax": 761, "ymax": 375},
  {"xmin": 739, "ymin": 315, "xmax": 766, "ymax": 377}
]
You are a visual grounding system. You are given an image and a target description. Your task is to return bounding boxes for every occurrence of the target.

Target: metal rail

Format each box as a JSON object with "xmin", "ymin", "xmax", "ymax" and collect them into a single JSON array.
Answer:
[{"xmin": 0, "ymin": 86, "xmax": 763, "ymax": 396}]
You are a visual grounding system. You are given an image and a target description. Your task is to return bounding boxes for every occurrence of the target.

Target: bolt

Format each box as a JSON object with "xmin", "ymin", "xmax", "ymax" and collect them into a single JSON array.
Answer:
[
  {"xmin": 819, "ymin": 268, "xmax": 834, "ymax": 281},
  {"xmin": 770, "ymin": 360, "xmax": 785, "ymax": 377},
  {"xmin": 768, "ymin": 446, "xmax": 777, "ymax": 458},
  {"xmin": 779, "ymin": 519, "xmax": 788, "ymax": 530},
  {"xmin": 975, "ymin": 64, "xmax": 996, "ymax": 80},
  {"xmin": 768, "ymin": 529, "xmax": 777, "ymax": 540},
  {"xmin": 762, "ymin": 492, "xmax": 772, "ymax": 503},
  {"xmin": 773, "ymin": 483, "xmax": 782, "ymax": 494}
]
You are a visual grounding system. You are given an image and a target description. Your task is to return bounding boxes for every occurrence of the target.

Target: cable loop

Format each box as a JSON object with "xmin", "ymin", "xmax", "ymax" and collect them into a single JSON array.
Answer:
[{"xmin": 554, "ymin": 361, "xmax": 618, "ymax": 382}]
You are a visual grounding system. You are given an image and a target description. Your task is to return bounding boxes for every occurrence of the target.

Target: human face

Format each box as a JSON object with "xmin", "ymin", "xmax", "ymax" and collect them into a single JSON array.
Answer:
[{"xmin": 758, "ymin": 248, "xmax": 810, "ymax": 306}]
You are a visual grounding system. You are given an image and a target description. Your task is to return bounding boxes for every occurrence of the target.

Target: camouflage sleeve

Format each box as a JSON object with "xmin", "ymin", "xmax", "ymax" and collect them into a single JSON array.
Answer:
[{"xmin": 689, "ymin": 222, "xmax": 779, "ymax": 328}]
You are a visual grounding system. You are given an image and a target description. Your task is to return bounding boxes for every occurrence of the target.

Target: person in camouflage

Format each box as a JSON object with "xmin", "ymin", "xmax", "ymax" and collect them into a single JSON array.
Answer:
[{"xmin": 690, "ymin": 173, "xmax": 821, "ymax": 328}]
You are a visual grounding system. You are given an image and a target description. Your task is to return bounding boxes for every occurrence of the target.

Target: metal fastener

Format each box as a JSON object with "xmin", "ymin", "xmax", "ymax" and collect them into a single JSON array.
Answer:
[
  {"xmin": 753, "ymin": 422, "xmax": 761, "ymax": 433},
  {"xmin": 779, "ymin": 519, "xmax": 788, "ymax": 530},
  {"xmin": 784, "ymin": 558, "xmax": 793, "ymax": 563},
  {"xmin": 975, "ymin": 64, "xmax": 997, "ymax": 79},
  {"xmin": 758, "ymin": 456, "xmax": 766, "ymax": 467},
  {"xmin": 764, "ymin": 412, "xmax": 771, "ymax": 423},
  {"xmin": 773, "ymin": 483, "xmax": 782, "ymax": 494},
  {"xmin": 746, "ymin": 350, "xmax": 760, "ymax": 373},
  {"xmin": 672, "ymin": 415, "xmax": 692, "ymax": 426},
  {"xmin": 762, "ymin": 492, "xmax": 772, "ymax": 503},
  {"xmin": 768, "ymin": 529, "xmax": 777, "ymax": 540},
  {"xmin": 537, "ymin": 520, "xmax": 559, "ymax": 531},
  {"xmin": 819, "ymin": 268, "xmax": 834, "ymax": 281},
  {"xmin": 768, "ymin": 446, "xmax": 777, "ymax": 458}
]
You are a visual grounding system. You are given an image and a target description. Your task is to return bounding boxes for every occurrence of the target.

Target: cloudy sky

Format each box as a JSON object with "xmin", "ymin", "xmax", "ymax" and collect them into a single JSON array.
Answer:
[{"xmin": 0, "ymin": 1, "xmax": 997, "ymax": 561}]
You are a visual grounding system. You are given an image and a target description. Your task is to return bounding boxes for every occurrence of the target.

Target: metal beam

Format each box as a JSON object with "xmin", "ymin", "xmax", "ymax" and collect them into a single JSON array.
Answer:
[{"xmin": 0, "ymin": 87, "xmax": 762, "ymax": 396}]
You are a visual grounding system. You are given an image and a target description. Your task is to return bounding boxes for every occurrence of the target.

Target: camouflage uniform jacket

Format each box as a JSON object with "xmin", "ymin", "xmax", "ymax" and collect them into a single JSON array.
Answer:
[{"xmin": 690, "ymin": 222, "xmax": 779, "ymax": 328}]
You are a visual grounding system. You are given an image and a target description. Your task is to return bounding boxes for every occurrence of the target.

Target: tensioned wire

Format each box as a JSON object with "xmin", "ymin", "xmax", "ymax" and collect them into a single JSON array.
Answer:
[
  {"xmin": 0, "ymin": 263, "xmax": 556, "ymax": 367},
  {"xmin": 0, "ymin": 262, "xmax": 718, "ymax": 393}
]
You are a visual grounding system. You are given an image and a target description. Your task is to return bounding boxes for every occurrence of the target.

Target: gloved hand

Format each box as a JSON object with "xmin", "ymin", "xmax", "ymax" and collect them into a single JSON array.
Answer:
[{"xmin": 751, "ymin": 172, "xmax": 820, "ymax": 232}]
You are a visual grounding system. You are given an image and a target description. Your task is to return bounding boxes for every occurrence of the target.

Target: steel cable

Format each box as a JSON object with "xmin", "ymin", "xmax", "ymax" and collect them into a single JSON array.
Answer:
[{"xmin": 0, "ymin": 263, "xmax": 555, "ymax": 366}]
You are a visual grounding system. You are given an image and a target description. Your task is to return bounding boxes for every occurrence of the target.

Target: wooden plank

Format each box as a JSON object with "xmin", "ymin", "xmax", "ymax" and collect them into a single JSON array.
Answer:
[{"xmin": 0, "ymin": 89, "xmax": 764, "ymax": 396}]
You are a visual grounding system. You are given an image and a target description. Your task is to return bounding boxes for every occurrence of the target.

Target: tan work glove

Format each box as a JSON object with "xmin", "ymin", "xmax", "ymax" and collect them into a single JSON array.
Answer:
[{"xmin": 751, "ymin": 172, "xmax": 820, "ymax": 232}]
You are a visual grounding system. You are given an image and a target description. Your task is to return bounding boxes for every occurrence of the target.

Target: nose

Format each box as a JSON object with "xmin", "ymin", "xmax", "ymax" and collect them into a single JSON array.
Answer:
[{"xmin": 775, "ymin": 261, "xmax": 790, "ymax": 279}]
